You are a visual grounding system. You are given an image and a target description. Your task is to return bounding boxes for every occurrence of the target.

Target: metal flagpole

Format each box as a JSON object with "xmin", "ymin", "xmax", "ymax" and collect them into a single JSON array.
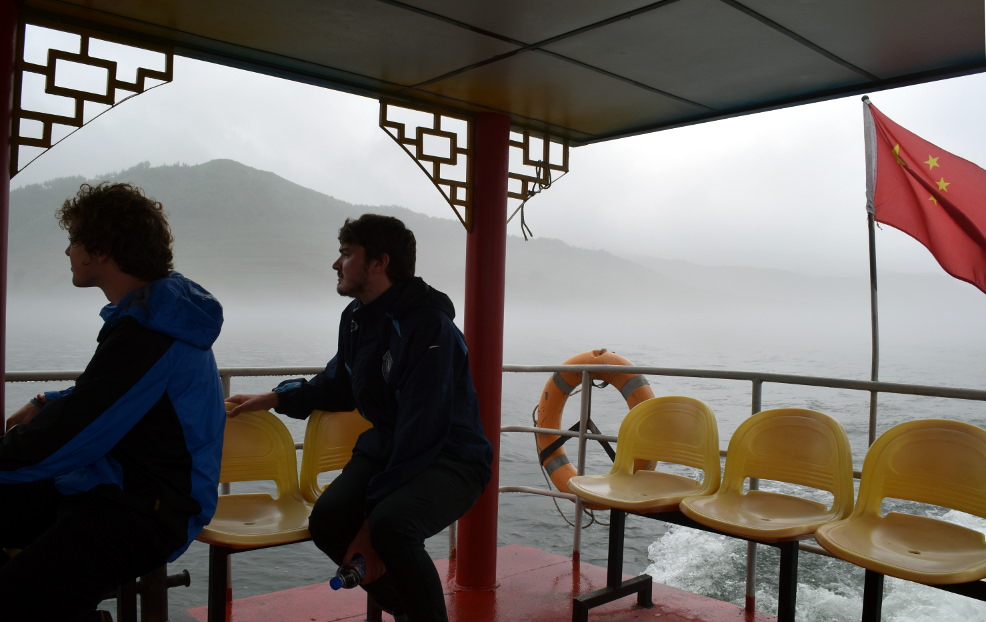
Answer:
[
  {"xmin": 862, "ymin": 96, "xmax": 880, "ymax": 446},
  {"xmin": 866, "ymin": 212, "xmax": 880, "ymax": 446}
]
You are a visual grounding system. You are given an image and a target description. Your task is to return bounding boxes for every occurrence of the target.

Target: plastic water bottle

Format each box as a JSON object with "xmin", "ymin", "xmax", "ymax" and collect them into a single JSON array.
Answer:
[{"xmin": 329, "ymin": 555, "xmax": 366, "ymax": 590}]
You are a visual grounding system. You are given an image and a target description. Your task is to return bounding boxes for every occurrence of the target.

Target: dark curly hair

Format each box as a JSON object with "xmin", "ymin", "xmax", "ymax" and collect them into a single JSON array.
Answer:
[
  {"xmin": 339, "ymin": 214, "xmax": 416, "ymax": 282},
  {"xmin": 57, "ymin": 183, "xmax": 174, "ymax": 281}
]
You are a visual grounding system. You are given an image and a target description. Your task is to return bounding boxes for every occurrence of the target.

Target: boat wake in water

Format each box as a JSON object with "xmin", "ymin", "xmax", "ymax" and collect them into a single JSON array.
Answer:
[{"xmin": 645, "ymin": 509, "xmax": 986, "ymax": 622}]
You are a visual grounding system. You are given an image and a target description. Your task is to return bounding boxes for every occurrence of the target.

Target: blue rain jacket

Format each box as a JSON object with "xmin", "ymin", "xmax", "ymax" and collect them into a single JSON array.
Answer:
[{"xmin": 0, "ymin": 272, "xmax": 226, "ymax": 560}]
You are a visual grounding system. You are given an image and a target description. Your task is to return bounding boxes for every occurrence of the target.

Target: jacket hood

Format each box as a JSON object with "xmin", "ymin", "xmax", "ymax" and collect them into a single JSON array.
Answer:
[
  {"xmin": 378, "ymin": 277, "xmax": 455, "ymax": 320},
  {"xmin": 98, "ymin": 271, "xmax": 224, "ymax": 348}
]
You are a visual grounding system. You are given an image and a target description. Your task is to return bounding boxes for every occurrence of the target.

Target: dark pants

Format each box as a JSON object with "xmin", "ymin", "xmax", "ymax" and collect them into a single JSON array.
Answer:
[
  {"xmin": 309, "ymin": 454, "xmax": 485, "ymax": 622},
  {"xmin": 0, "ymin": 481, "xmax": 176, "ymax": 622}
]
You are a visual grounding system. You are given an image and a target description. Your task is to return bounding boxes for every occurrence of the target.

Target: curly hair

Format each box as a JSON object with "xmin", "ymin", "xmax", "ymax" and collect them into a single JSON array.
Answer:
[
  {"xmin": 339, "ymin": 214, "xmax": 416, "ymax": 282},
  {"xmin": 57, "ymin": 183, "xmax": 174, "ymax": 281}
]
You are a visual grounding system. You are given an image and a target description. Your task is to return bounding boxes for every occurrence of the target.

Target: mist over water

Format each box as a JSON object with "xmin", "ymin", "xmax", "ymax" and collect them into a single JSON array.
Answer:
[{"xmin": 5, "ymin": 292, "xmax": 986, "ymax": 620}]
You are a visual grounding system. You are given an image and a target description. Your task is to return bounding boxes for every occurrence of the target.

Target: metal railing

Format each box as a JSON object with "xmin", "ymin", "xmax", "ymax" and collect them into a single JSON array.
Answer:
[
  {"xmin": 7, "ymin": 363, "xmax": 986, "ymax": 614},
  {"xmin": 4, "ymin": 365, "xmax": 326, "ymax": 402},
  {"xmin": 8, "ymin": 361, "xmax": 986, "ymax": 497}
]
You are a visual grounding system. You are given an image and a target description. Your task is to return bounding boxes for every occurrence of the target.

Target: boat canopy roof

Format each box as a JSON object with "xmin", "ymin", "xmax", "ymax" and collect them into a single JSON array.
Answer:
[{"xmin": 19, "ymin": 0, "xmax": 986, "ymax": 145}]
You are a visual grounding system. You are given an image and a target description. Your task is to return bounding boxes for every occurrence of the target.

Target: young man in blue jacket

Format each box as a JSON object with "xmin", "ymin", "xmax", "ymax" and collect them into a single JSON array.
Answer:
[
  {"xmin": 228, "ymin": 214, "xmax": 492, "ymax": 622},
  {"xmin": 0, "ymin": 183, "xmax": 226, "ymax": 622}
]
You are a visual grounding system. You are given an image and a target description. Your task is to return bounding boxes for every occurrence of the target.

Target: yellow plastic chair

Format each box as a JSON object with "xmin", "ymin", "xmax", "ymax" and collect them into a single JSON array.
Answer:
[
  {"xmin": 568, "ymin": 395, "xmax": 720, "ymax": 512},
  {"xmin": 299, "ymin": 409, "xmax": 372, "ymax": 504},
  {"xmin": 197, "ymin": 407, "xmax": 313, "ymax": 622},
  {"xmin": 815, "ymin": 418, "xmax": 986, "ymax": 621},
  {"xmin": 679, "ymin": 408, "xmax": 854, "ymax": 622},
  {"xmin": 568, "ymin": 396, "xmax": 721, "ymax": 622}
]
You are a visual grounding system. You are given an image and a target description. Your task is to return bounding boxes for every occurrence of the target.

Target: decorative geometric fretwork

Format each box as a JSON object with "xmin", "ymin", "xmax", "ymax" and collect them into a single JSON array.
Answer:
[
  {"xmin": 10, "ymin": 22, "xmax": 174, "ymax": 177},
  {"xmin": 505, "ymin": 130, "xmax": 569, "ymax": 231},
  {"xmin": 380, "ymin": 100, "xmax": 473, "ymax": 229},
  {"xmin": 379, "ymin": 100, "xmax": 569, "ymax": 233}
]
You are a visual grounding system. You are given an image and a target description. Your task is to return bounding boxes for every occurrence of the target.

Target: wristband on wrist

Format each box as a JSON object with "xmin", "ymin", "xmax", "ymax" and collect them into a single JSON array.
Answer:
[{"xmin": 29, "ymin": 393, "xmax": 47, "ymax": 408}]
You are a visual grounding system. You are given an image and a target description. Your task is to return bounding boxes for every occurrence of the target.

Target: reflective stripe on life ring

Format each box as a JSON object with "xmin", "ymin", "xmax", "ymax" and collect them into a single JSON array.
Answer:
[{"xmin": 535, "ymin": 349, "xmax": 654, "ymax": 495}]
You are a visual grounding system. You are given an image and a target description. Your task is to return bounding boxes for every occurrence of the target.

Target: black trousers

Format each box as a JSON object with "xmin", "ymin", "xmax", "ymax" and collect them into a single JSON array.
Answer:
[
  {"xmin": 309, "ymin": 454, "xmax": 485, "ymax": 622},
  {"xmin": 0, "ymin": 481, "xmax": 176, "ymax": 622}
]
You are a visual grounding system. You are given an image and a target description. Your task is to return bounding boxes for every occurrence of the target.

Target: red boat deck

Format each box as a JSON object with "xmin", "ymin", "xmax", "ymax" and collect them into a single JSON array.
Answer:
[{"xmin": 182, "ymin": 544, "xmax": 774, "ymax": 622}]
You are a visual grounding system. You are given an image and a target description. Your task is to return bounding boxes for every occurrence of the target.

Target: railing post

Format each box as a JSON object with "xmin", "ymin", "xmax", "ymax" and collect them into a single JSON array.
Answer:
[
  {"xmin": 220, "ymin": 372, "xmax": 231, "ymax": 398},
  {"xmin": 572, "ymin": 370, "xmax": 593, "ymax": 561},
  {"xmin": 220, "ymin": 370, "xmax": 232, "ymax": 496},
  {"xmin": 745, "ymin": 379, "xmax": 764, "ymax": 613}
]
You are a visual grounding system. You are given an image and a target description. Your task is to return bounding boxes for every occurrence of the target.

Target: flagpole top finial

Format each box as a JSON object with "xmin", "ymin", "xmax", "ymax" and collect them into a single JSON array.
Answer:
[{"xmin": 862, "ymin": 95, "xmax": 871, "ymax": 103}]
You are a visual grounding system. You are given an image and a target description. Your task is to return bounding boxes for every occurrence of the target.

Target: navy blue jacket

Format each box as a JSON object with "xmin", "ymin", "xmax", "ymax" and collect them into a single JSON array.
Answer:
[
  {"xmin": 0, "ymin": 272, "xmax": 226, "ymax": 560},
  {"xmin": 273, "ymin": 277, "xmax": 492, "ymax": 509}
]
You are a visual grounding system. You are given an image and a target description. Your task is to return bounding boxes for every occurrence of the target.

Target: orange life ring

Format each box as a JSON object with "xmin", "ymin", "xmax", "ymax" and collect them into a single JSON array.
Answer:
[{"xmin": 536, "ymin": 349, "xmax": 654, "ymax": 495}]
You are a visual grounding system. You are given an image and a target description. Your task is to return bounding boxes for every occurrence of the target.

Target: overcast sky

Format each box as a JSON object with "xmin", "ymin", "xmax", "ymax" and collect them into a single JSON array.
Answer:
[{"xmin": 11, "ymin": 25, "xmax": 986, "ymax": 281}]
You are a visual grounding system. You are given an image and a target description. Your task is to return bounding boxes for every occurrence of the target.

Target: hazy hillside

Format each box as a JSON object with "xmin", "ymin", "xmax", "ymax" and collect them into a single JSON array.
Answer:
[
  {"xmin": 8, "ymin": 160, "xmax": 712, "ymax": 309},
  {"xmin": 9, "ymin": 159, "xmax": 986, "ymax": 375},
  {"xmin": 11, "ymin": 161, "xmax": 360, "ymax": 298},
  {"xmin": 10, "ymin": 159, "xmax": 983, "ymax": 342}
]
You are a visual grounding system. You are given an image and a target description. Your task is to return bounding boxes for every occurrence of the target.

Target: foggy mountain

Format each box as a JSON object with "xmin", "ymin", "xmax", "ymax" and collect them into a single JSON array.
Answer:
[
  {"xmin": 10, "ymin": 160, "xmax": 702, "ymax": 304},
  {"xmin": 8, "ymin": 159, "xmax": 980, "ymax": 329},
  {"xmin": 7, "ymin": 160, "xmax": 719, "ymax": 307}
]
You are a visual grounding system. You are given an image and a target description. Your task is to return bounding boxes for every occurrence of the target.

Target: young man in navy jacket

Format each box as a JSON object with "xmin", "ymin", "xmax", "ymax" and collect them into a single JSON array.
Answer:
[
  {"xmin": 0, "ymin": 183, "xmax": 226, "ymax": 622},
  {"xmin": 228, "ymin": 214, "xmax": 492, "ymax": 622}
]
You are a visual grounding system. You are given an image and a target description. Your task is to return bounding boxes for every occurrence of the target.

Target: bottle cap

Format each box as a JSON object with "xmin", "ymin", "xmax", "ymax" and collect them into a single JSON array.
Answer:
[{"xmin": 329, "ymin": 576, "xmax": 343, "ymax": 590}]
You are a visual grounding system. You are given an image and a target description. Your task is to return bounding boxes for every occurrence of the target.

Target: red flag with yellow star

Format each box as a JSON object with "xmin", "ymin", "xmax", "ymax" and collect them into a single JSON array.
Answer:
[{"xmin": 864, "ymin": 100, "xmax": 986, "ymax": 293}]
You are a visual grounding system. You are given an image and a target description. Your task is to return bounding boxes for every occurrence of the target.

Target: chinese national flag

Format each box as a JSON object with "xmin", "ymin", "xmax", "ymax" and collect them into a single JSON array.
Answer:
[{"xmin": 865, "ymin": 100, "xmax": 986, "ymax": 293}]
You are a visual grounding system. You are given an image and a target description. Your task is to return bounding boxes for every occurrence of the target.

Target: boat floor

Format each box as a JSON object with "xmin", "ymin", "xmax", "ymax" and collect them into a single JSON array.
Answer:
[{"xmin": 178, "ymin": 544, "xmax": 774, "ymax": 622}]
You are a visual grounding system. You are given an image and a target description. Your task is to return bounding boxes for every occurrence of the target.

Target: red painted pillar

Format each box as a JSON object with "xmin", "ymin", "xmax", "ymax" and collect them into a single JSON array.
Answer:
[
  {"xmin": 456, "ymin": 112, "xmax": 510, "ymax": 589},
  {"xmin": 0, "ymin": 2, "xmax": 18, "ymax": 427}
]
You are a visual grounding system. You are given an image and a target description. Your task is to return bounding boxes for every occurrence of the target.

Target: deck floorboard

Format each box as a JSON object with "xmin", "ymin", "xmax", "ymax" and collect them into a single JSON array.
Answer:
[{"xmin": 179, "ymin": 544, "xmax": 775, "ymax": 622}]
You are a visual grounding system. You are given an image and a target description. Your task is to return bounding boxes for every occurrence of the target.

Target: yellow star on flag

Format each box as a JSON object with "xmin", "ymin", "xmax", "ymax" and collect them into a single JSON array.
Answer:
[
  {"xmin": 892, "ymin": 144, "xmax": 906, "ymax": 166},
  {"xmin": 936, "ymin": 177, "xmax": 951, "ymax": 192},
  {"xmin": 924, "ymin": 155, "xmax": 940, "ymax": 170}
]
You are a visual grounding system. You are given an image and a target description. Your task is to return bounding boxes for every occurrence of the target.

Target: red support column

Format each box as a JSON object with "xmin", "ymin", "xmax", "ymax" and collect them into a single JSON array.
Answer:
[
  {"xmin": 456, "ymin": 112, "xmax": 510, "ymax": 590},
  {"xmin": 0, "ymin": 2, "xmax": 18, "ymax": 426}
]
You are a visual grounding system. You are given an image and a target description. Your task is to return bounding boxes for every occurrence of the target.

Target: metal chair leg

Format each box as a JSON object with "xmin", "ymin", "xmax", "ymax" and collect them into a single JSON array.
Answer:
[
  {"xmin": 776, "ymin": 541, "xmax": 799, "ymax": 622},
  {"xmin": 861, "ymin": 570, "xmax": 884, "ymax": 622},
  {"xmin": 139, "ymin": 564, "xmax": 169, "ymax": 622},
  {"xmin": 572, "ymin": 510, "xmax": 653, "ymax": 621},
  {"xmin": 207, "ymin": 546, "xmax": 232, "ymax": 622},
  {"xmin": 116, "ymin": 578, "xmax": 138, "ymax": 622},
  {"xmin": 366, "ymin": 592, "xmax": 383, "ymax": 622}
]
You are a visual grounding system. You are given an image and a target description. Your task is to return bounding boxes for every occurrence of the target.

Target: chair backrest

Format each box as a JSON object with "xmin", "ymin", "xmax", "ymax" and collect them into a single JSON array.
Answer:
[
  {"xmin": 720, "ymin": 408, "xmax": 854, "ymax": 516},
  {"xmin": 610, "ymin": 396, "xmax": 720, "ymax": 491},
  {"xmin": 299, "ymin": 410, "xmax": 372, "ymax": 503},
  {"xmin": 219, "ymin": 405, "xmax": 301, "ymax": 500},
  {"xmin": 852, "ymin": 418, "xmax": 986, "ymax": 520}
]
